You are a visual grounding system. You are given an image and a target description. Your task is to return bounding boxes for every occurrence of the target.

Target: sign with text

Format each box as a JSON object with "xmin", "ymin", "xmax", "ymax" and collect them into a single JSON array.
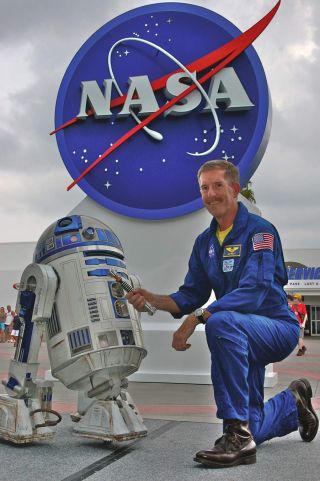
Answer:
[
  {"xmin": 286, "ymin": 266, "xmax": 320, "ymax": 289},
  {"xmin": 54, "ymin": 2, "xmax": 280, "ymax": 219}
]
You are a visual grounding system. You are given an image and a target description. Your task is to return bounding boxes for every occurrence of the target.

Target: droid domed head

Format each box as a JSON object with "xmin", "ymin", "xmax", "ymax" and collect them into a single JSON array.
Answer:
[{"xmin": 33, "ymin": 215, "xmax": 124, "ymax": 264}]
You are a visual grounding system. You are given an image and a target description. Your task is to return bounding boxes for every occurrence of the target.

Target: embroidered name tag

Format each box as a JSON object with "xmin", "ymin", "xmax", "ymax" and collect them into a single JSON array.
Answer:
[
  {"xmin": 223, "ymin": 259, "xmax": 235, "ymax": 272},
  {"xmin": 223, "ymin": 245, "xmax": 241, "ymax": 257}
]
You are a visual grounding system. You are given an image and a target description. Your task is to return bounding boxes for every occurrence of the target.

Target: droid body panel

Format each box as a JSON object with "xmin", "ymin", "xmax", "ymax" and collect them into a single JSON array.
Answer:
[
  {"xmin": 35, "ymin": 215, "xmax": 146, "ymax": 397},
  {"xmin": 0, "ymin": 215, "xmax": 149, "ymax": 443}
]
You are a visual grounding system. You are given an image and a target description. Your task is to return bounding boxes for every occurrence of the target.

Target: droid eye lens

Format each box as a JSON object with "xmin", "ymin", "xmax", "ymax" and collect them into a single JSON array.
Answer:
[
  {"xmin": 58, "ymin": 217, "xmax": 73, "ymax": 227},
  {"xmin": 83, "ymin": 227, "xmax": 95, "ymax": 239}
]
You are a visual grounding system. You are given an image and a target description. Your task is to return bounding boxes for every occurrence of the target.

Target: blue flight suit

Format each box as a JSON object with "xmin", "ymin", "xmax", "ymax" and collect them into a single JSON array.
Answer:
[{"xmin": 170, "ymin": 202, "xmax": 300, "ymax": 444}]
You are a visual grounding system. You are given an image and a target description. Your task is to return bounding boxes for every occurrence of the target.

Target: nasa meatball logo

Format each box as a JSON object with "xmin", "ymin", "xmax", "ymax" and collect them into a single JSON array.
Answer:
[{"xmin": 53, "ymin": 2, "xmax": 280, "ymax": 219}]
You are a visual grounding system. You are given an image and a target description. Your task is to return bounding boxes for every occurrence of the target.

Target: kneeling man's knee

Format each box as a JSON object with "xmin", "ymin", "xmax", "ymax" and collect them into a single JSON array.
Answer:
[{"xmin": 205, "ymin": 311, "xmax": 237, "ymax": 336}]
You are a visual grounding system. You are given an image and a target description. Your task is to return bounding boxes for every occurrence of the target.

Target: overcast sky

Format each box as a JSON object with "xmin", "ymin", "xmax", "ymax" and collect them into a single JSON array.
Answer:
[{"xmin": 0, "ymin": 0, "xmax": 319, "ymax": 249}]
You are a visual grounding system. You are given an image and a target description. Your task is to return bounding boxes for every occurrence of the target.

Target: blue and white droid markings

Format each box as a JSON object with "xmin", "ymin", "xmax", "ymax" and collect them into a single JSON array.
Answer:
[{"xmin": 0, "ymin": 215, "xmax": 150, "ymax": 444}]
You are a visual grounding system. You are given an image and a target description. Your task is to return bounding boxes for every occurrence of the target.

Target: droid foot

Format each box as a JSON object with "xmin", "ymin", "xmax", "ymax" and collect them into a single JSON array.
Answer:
[
  {"xmin": 0, "ymin": 395, "xmax": 58, "ymax": 444},
  {"xmin": 72, "ymin": 395, "xmax": 147, "ymax": 442}
]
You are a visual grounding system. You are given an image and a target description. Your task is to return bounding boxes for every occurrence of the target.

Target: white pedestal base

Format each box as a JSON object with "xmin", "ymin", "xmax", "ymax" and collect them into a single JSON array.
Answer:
[
  {"xmin": 130, "ymin": 323, "xmax": 278, "ymax": 388},
  {"xmin": 264, "ymin": 363, "xmax": 279, "ymax": 387}
]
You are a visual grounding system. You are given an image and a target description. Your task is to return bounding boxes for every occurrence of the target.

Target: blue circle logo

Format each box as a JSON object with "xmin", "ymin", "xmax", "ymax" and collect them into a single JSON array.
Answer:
[{"xmin": 55, "ymin": 2, "xmax": 275, "ymax": 219}]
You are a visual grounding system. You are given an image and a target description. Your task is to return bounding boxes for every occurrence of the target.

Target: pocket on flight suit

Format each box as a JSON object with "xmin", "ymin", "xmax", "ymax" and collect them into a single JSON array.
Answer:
[{"xmin": 255, "ymin": 251, "xmax": 275, "ymax": 286}]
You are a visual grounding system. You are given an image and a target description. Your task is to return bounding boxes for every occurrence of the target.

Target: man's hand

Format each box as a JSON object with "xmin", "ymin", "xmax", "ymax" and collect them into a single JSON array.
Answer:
[
  {"xmin": 172, "ymin": 314, "xmax": 199, "ymax": 351},
  {"xmin": 127, "ymin": 289, "xmax": 181, "ymax": 315},
  {"xmin": 126, "ymin": 288, "xmax": 155, "ymax": 312}
]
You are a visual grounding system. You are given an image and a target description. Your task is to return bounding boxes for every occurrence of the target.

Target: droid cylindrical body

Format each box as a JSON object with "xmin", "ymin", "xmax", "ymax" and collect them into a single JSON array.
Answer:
[{"xmin": 33, "ymin": 215, "xmax": 146, "ymax": 398}]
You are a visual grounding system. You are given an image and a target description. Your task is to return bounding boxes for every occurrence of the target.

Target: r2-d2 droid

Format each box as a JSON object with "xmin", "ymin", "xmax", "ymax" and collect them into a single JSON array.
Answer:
[{"xmin": 0, "ymin": 215, "xmax": 153, "ymax": 444}]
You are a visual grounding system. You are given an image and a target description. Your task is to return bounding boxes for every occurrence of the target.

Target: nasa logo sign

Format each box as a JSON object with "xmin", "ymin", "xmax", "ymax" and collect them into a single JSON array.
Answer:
[{"xmin": 54, "ymin": 2, "xmax": 280, "ymax": 219}]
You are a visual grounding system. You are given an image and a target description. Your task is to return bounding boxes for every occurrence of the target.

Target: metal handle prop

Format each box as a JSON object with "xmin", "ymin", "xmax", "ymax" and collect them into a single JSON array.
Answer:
[{"xmin": 110, "ymin": 269, "xmax": 157, "ymax": 316}]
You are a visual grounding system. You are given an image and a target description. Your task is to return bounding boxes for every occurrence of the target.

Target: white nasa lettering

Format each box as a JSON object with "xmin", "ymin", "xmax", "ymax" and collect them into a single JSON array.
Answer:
[
  {"xmin": 117, "ymin": 75, "xmax": 160, "ymax": 117},
  {"xmin": 163, "ymin": 71, "xmax": 202, "ymax": 117},
  {"xmin": 202, "ymin": 67, "xmax": 254, "ymax": 112},
  {"xmin": 76, "ymin": 67, "xmax": 254, "ymax": 120},
  {"xmin": 77, "ymin": 79, "xmax": 114, "ymax": 119}
]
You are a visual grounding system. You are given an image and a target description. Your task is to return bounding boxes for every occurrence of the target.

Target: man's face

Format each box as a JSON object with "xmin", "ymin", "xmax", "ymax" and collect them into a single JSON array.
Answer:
[
  {"xmin": 199, "ymin": 169, "xmax": 240, "ymax": 219},
  {"xmin": 7, "ymin": 305, "xmax": 11, "ymax": 312}
]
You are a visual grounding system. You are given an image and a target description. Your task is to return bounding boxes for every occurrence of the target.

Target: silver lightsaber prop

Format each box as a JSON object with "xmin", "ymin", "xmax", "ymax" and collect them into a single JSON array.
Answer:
[{"xmin": 110, "ymin": 269, "xmax": 157, "ymax": 316}]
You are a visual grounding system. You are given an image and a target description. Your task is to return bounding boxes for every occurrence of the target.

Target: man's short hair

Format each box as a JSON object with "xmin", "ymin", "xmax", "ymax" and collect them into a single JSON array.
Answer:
[{"xmin": 197, "ymin": 160, "xmax": 240, "ymax": 184}]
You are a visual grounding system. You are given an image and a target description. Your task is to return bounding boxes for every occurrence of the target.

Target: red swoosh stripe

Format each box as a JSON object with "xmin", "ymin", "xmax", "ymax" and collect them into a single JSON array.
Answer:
[
  {"xmin": 51, "ymin": 1, "xmax": 280, "ymax": 136},
  {"xmin": 65, "ymin": 1, "xmax": 281, "ymax": 190}
]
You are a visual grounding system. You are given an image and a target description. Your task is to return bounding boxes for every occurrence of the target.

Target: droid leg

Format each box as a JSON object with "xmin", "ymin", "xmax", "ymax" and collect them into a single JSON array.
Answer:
[
  {"xmin": 72, "ymin": 381, "xmax": 147, "ymax": 441},
  {"xmin": 0, "ymin": 263, "xmax": 61, "ymax": 444}
]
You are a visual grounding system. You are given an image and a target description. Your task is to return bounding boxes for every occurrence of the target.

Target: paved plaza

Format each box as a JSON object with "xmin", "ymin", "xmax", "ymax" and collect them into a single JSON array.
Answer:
[{"xmin": 0, "ymin": 338, "xmax": 319, "ymax": 481}]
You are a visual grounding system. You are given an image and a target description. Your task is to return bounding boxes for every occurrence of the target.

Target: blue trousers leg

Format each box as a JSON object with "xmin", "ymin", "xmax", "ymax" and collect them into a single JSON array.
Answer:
[{"xmin": 205, "ymin": 311, "xmax": 300, "ymax": 444}]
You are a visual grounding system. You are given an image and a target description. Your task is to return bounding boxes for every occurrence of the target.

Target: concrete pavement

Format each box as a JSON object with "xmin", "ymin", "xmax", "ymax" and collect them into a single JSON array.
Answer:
[{"xmin": 0, "ymin": 337, "xmax": 319, "ymax": 481}]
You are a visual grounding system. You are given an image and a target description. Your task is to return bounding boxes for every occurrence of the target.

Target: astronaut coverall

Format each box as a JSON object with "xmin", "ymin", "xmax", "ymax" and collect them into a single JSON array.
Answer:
[{"xmin": 170, "ymin": 202, "xmax": 300, "ymax": 444}]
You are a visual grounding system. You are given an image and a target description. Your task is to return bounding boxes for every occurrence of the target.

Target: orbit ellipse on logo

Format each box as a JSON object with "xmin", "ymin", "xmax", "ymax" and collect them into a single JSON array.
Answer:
[{"xmin": 55, "ymin": 2, "xmax": 272, "ymax": 220}]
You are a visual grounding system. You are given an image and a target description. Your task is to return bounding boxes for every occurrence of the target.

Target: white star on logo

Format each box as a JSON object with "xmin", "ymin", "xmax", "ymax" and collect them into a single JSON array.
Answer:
[
  {"xmin": 230, "ymin": 125, "xmax": 239, "ymax": 134},
  {"xmin": 104, "ymin": 181, "xmax": 112, "ymax": 189}
]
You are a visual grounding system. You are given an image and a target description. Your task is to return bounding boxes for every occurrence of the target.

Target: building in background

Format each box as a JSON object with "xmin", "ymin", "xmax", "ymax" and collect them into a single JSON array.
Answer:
[{"xmin": 284, "ymin": 249, "xmax": 320, "ymax": 337}]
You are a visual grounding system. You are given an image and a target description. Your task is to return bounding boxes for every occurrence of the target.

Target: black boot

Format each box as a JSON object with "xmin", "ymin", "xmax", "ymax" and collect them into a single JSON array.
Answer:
[
  {"xmin": 289, "ymin": 378, "xmax": 319, "ymax": 442},
  {"xmin": 194, "ymin": 420, "xmax": 256, "ymax": 468}
]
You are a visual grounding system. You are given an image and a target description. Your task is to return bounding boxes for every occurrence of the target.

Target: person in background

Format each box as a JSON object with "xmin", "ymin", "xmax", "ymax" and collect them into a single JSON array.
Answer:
[
  {"xmin": 11, "ymin": 313, "xmax": 22, "ymax": 347},
  {"xmin": 287, "ymin": 294, "xmax": 294, "ymax": 309},
  {"xmin": 4, "ymin": 305, "xmax": 14, "ymax": 342},
  {"xmin": 292, "ymin": 294, "xmax": 308, "ymax": 356},
  {"xmin": 0, "ymin": 307, "xmax": 6, "ymax": 343}
]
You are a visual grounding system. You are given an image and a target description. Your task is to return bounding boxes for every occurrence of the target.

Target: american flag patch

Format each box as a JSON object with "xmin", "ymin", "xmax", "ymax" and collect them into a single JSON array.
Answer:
[{"xmin": 252, "ymin": 232, "xmax": 274, "ymax": 251}]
